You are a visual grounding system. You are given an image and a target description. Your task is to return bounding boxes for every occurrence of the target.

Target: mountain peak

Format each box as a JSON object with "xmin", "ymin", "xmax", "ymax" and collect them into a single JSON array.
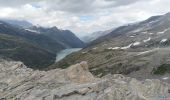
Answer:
[{"xmin": 50, "ymin": 26, "xmax": 59, "ymax": 31}]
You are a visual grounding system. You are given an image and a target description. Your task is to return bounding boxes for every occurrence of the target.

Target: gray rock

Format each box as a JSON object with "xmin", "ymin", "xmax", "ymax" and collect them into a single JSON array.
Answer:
[{"xmin": 0, "ymin": 59, "xmax": 169, "ymax": 100}]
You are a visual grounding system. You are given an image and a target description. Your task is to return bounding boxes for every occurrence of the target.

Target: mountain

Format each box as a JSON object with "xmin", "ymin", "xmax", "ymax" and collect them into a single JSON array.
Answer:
[
  {"xmin": 0, "ymin": 33, "xmax": 56, "ymax": 69},
  {"xmin": 1, "ymin": 59, "xmax": 169, "ymax": 99},
  {"xmin": 89, "ymin": 15, "xmax": 163, "ymax": 45},
  {"xmin": 28, "ymin": 26, "xmax": 85, "ymax": 48},
  {"xmin": 81, "ymin": 29, "xmax": 114, "ymax": 43},
  {"xmin": 0, "ymin": 21, "xmax": 85, "ymax": 69},
  {"xmin": 0, "ymin": 19, "xmax": 33, "ymax": 28},
  {"xmin": 52, "ymin": 12, "xmax": 170, "ymax": 80}
]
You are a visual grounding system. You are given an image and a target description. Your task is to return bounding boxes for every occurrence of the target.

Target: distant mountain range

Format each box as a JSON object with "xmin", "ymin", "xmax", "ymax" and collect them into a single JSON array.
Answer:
[
  {"xmin": 81, "ymin": 29, "xmax": 114, "ymax": 43},
  {"xmin": 53, "ymin": 12, "xmax": 170, "ymax": 80},
  {"xmin": 0, "ymin": 19, "xmax": 33, "ymax": 28},
  {"xmin": 0, "ymin": 20, "xmax": 85, "ymax": 69},
  {"xmin": 29, "ymin": 26, "xmax": 85, "ymax": 48}
]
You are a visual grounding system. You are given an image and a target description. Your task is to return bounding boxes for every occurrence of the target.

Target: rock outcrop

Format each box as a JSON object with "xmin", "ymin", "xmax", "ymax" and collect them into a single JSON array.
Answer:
[{"xmin": 0, "ymin": 59, "xmax": 170, "ymax": 100}]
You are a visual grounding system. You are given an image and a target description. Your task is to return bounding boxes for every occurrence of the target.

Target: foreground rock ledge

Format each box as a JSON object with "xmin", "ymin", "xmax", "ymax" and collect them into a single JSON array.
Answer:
[{"xmin": 0, "ymin": 59, "xmax": 170, "ymax": 100}]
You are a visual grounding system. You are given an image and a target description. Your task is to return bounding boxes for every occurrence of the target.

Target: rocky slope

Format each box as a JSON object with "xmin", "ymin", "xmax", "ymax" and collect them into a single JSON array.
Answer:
[
  {"xmin": 53, "ymin": 13, "xmax": 170, "ymax": 79},
  {"xmin": 0, "ymin": 59, "xmax": 170, "ymax": 100}
]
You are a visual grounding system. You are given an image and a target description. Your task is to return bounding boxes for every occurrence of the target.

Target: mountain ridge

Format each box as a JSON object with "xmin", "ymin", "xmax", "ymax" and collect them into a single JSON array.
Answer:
[
  {"xmin": 0, "ymin": 19, "xmax": 33, "ymax": 28},
  {"xmin": 0, "ymin": 20, "xmax": 85, "ymax": 69},
  {"xmin": 52, "ymin": 12, "xmax": 170, "ymax": 80}
]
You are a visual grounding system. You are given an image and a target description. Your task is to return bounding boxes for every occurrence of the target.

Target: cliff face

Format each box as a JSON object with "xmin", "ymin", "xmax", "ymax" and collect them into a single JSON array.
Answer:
[{"xmin": 0, "ymin": 59, "xmax": 170, "ymax": 100}]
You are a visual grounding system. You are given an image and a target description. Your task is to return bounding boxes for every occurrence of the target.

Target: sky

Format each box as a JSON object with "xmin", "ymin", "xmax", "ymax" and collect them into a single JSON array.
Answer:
[{"xmin": 0, "ymin": 0, "xmax": 170, "ymax": 37}]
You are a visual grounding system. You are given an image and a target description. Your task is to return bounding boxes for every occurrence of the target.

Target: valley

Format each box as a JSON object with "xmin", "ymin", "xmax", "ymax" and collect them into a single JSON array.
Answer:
[
  {"xmin": 0, "ymin": 1, "xmax": 170, "ymax": 99},
  {"xmin": 53, "ymin": 13, "xmax": 170, "ymax": 81},
  {"xmin": 56, "ymin": 48, "xmax": 82, "ymax": 62},
  {"xmin": 0, "ymin": 20, "xmax": 85, "ymax": 69}
]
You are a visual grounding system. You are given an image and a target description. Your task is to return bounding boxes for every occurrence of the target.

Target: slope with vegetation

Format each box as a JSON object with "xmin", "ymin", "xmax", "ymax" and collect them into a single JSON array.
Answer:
[
  {"xmin": 0, "ymin": 20, "xmax": 85, "ymax": 68},
  {"xmin": 52, "ymin": 13, "xmax": 170, "ymax": 80}
]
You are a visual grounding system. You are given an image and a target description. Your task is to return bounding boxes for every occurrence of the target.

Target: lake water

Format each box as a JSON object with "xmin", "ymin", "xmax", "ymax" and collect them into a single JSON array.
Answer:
[{"xmin": 56, "ymin": 48, "xmax": 82, "ymax": 62}]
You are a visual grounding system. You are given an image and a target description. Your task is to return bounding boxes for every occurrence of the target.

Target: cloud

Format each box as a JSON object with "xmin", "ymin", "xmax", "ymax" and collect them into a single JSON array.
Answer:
[
  {"xmin": 40, "ymin": 0, "xmax": 141, "ymax": 14},
  {"xmin": 0, "ymin": 0, "xmax": 169, "ymax": 37},
  {"xmin": 105, "ymin": 0, "xmax": 139, "ymax": 6},
  {"xmin": 0, "ymin": 0, "xmax": 39, "ymax": 7},
  {"xmin": 0, "ymin": 0, "xmax": 139, "ymax": 13}
]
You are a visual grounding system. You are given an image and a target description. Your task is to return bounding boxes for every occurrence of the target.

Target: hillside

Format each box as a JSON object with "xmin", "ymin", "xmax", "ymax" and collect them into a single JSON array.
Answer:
[
  {"xmin": 0, "ymin": 21, "xmax": 85, "ymax": 68},
  {"xmin": 52, "ymin": 13, "xmax": 170, "ymax": 80},
  {"xmin": 29, "ymin": 26, "xmax": 85, "ymax": 48},
  {"xmin": 0, "ymin": 33, "xmax": 56, "ymax": 69}
]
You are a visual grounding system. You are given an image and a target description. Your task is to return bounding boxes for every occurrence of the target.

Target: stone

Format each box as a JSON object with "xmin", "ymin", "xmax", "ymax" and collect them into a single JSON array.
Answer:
[
  {"xmin": 65, "ymin": 61, "xmax": 95, "ymax": 83},
  {"xmin": 0, "ymin": 59, "xmax": 170, "ymax": 100}
]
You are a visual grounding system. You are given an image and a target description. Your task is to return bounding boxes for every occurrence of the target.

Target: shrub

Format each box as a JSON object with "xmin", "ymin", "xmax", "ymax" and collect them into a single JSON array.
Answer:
[{"xmin": 153, "ymin": 64, "xmax": 170, "ymax": 75}]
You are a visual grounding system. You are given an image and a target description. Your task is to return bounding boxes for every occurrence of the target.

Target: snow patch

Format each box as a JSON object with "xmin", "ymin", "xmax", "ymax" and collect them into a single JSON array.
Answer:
[
  {"xmin": 107, "ymin": 47, "xmax": 120, "ymax": 50},
  {"xmin": 107, "ymin": 42, "xmax": 141, "ymax": 50},
  {"xmin": 82, "ymin": 51, "xmax": 87, "ymax": 54},
  {"xmin": 162, "ymin": 77, "xmax": 169, "ymax": 80},
  {"xmin": 137, "ymin": 50, "xmax": 153, "ymax": 55},
  {"xmin": 130, "ymin": 36, "xmax": 135, "ymax": 38},
  {"xmin": 142, "ymin": 31, "xmax": 147, "ymax": 34},
  {"xmin": 107, "ymin": 45, "xmax": 133, "ymax": 50},
  {"xmin": 160, "ymin": 39, "xmax": 167, "ymax": 43},
  {"xmin": 112, "ymin": 47, "xmax": 120, "ymax": 50},
  {"xmin": 108, "ymin": 47, "xmax": 113, "ymax": 50},
  {"xmin": 157, "ymin": 28, "xmax": 170, "ymax": 34},
  {"xmin": 25, "ymin": 29, "xmax": 40, "ymax": 34},
  {"xmin": 132, "ymin": 29, "xmax": 141, "ymax": 33},
  {"xmin": 121, "ymin": 44, "xmax": 133, "ymax": 49},
  {"xmin": 149, "ymin": 20, "xmax": 159, "ymax": 24},
  {"xmin": 149, "ymin": 33, "xmax": 154, "ymax": 35},
  {"xmin": 143, "ymin": 37, "xmax": 151, "ymax": 42},
  {"xmin": 133, "ymin": 42, "xmax": 140, "ymax": 46}
]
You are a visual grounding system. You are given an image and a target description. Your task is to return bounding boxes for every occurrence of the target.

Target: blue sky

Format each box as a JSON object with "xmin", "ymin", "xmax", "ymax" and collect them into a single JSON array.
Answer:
[
  {"xmin": 31, "ymin": 3, "xmax": 41, "ymax": 8},
  {"xmin": 80, "ymin": 16, "xmax": 94, "ymax": 22}
]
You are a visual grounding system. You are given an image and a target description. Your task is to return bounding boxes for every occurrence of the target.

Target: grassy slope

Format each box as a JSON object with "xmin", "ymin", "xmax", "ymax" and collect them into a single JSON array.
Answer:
[{"xmin": 0, "ymin": 33, "xmax": 56, "ymax": 69}]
